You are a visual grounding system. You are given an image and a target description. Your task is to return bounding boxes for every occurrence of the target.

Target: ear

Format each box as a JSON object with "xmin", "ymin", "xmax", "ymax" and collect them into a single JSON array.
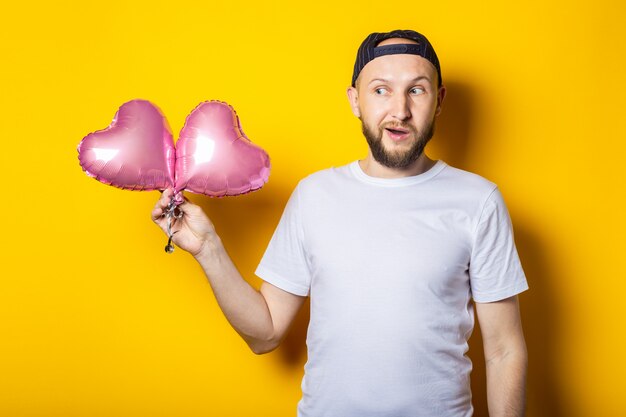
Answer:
[
  {"xmin": 435, "ymin": 85, "xmax": 446, "ymax": 116},
  {"xmin": 346, "ymin": 86, "xmax": 361, "ymax": 118}
]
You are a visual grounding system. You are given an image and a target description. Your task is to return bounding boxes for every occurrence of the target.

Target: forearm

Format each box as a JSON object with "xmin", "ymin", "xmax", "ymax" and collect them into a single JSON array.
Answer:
[
  {"xmin": 193, "ymin": 234, "xmax": 276, "ymax": 354},
  {"xmin": 485, "ymin": 348, "xmax": 528, "ymax": 417}
]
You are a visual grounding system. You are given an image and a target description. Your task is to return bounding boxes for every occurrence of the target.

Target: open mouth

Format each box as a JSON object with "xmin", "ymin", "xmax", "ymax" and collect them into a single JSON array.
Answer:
[
  {"xmin": 386, "ymin": 127, "xmax": 409, "ymax": 135},
  {"xmin": 385, "ymin": 126, "xmax": 411, "ymax": 140}
]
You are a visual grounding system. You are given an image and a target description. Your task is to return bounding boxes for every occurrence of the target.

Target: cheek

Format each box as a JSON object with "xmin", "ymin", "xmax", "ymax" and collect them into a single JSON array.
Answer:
[
  {"xmin": 410, "ymin": 100, "xmax": 437, "ymax": 121},
  {"xmin": 361, "ymin": 102, "xmax": 386, "ymax": 124}
]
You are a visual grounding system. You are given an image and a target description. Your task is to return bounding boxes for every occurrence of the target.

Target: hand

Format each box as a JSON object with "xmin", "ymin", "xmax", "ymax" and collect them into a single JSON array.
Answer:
[{"xmin": 151, "ymin": 188, "xmax": 218, "ymax": 257}]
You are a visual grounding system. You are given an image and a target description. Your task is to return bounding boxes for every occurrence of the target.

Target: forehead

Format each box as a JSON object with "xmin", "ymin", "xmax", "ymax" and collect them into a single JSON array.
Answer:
[{"xmin": 358, "ymin": 52, "xmax": 438, "ymax": 86}]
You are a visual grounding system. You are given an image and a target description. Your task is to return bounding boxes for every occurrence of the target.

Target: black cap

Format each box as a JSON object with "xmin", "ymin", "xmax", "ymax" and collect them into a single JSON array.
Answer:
[{"xmin": 351, "ymin": 30, "xmax": 442, "ymax": 88}]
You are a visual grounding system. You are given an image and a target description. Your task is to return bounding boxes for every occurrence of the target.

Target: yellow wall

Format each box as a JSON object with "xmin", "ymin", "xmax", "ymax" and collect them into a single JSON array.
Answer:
[{"xmin": 1, "ymin": 1, "xmax": 624, "ymax": 415}]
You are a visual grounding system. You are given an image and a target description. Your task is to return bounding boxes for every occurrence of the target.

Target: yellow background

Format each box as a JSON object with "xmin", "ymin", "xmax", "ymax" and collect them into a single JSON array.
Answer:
[{"xmin": 1, "ymin": 0, "xmax": 624, "ymax": 416}]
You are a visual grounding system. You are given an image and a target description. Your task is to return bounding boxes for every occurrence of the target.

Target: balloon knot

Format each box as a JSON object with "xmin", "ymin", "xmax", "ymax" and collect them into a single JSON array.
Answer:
[{"xmin": 172, "ymin": 191, "xmax": 184, "ymax": 205}]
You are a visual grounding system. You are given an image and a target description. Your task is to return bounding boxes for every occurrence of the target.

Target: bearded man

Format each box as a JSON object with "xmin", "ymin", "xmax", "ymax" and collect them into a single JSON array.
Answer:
[{"xmin": 153, "ymin": 29, "xmax": 529, "ymax": 417}]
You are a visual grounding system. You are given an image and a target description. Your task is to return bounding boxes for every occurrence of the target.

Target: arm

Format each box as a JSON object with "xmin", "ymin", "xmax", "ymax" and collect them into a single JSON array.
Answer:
[
  {"xmin": 152, "ymin": 189, "xmax": 307, "ymax": 354},
  {"xmin": 475, "ymin": 295, "xmax": 528, "ymax": 417}
]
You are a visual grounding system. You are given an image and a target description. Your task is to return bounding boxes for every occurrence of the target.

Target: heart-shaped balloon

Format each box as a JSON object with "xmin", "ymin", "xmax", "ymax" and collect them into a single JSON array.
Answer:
[
  {"xmin": 77, "ymin": 99, "xmax": 270, "ymax": 199},
  {"xmin": 77, "ymin": 100, "xmax": 176, "ymax": 191},
  {"xmin": 175, "ymin": 101, "xmax": 271, "ymax": 197}
]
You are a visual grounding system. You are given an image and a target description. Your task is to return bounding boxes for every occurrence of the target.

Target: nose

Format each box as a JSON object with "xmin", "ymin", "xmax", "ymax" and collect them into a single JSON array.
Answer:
[{"xmin": 390, "ymin": 93, "xmax": 411, "ymax": 121}]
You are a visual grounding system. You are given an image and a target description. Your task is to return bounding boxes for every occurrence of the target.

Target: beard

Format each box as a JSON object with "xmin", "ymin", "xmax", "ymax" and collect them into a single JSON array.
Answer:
[{"xmin": 361, "ymin": 117, "xmax": 435, "ymax": 169}]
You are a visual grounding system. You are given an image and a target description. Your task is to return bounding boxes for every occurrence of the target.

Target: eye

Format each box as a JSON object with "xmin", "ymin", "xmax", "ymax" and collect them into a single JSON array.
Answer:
[
  {"xmin": 374, "ymin": 87, "xmax": 388, "ymax": 95},
  {"xmin": 410, "ymin": 87, "xmax": 425, "ymax": 95}
]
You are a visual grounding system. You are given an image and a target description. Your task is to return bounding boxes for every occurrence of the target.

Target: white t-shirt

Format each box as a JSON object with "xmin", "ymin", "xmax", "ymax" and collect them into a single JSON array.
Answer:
[{"xmin": 255, "ymin": 159, "xmax": 528, "ymax": 417}]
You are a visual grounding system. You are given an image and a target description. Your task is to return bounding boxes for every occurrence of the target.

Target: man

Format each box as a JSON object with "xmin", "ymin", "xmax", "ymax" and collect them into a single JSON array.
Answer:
[{"xmin": 152, "ymin": 30, "xmax": 528, "ymax": 417}]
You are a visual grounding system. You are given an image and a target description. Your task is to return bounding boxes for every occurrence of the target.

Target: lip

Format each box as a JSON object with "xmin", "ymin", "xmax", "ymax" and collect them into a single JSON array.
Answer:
[{"xmin": 385, "ymin": 127, "xmax": 410, "ymax": 141}]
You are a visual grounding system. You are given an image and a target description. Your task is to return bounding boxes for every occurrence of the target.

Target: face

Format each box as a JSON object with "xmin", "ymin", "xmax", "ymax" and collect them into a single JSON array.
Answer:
[{"xmin": 347, "ymin": 39, "xmax": 446, "ymax": 169}]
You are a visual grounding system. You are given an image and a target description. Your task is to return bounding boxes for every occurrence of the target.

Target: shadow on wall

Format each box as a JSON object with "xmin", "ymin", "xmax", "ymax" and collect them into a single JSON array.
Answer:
[
  {"xmin": 191, "ymin": 80, "xmax": 564, "ymax": 416},
  {"xmin": 432, "ymin": 80, "xmax": 474, "ymax": 169},
  {"xmin": 438, "ymin": 81, "xmax": 564, "ymax": 416},
  {"xmin": 513, "ymin": 226, "xmax": 563, "ymax": 417},
  {"xmin": 468, "ymin": 226, "xmax": 563, "ymax": 416}
]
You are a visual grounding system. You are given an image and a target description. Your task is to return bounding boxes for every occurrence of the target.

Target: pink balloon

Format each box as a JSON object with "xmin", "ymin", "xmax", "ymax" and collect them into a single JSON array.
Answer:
[
  {"xmin": 175, "ymin": 101, "xmax": 271, "ymax": 197},
  {"xmin": 78, "ymin": 99, "xmax": 270, "ymax": 199},
  {"xmin": 77, "ymin": 100, "xmax": 176, "ymax": 191}
]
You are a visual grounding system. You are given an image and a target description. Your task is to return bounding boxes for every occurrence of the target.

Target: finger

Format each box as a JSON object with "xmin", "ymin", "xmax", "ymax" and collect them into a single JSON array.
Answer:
[
  {"xmin": 154, "ymin": 188, "xmax": 174, "ymax": 212},
  {"xmin": 152, "ymin": 201, "xmax": 164, "ymax": 221},
  {"xmin": 160, "ymin": 188, "xmax": 173, "ymax": 204},
  {"xmin": 152, "ymin": 189, "xmax": 174, "ymax": 222},
  {"xmin": 151, "ymin": 206, "xmax": 164, "ymax": 222},
  {"xmin": 177, "ymin": 199, "xmax": 203, "ymax": 217}
]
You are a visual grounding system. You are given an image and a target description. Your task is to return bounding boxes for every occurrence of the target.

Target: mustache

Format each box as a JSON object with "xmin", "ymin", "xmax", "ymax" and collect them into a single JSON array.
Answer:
[{"xmin": 380, "ymin": 122, "xmax": 417, "ymax": 135}]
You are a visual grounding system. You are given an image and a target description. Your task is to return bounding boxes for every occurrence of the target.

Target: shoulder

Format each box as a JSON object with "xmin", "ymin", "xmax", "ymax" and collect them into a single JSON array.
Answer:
[
  {"xmin": 429, "ymin": 163, "xmax": 507, "ymax": 225},
  {"xmin": 436, "ymin": 163, "xmax": 500, "ymax": 203},
  {"xmin": 295, "ymin": 162, "xmax": 352, "ymax": 191},
  {"xmin": 287, "ymin": 163, "xmax": 354, "ymax": 212},
  {"xmin": 439, "ymin": 163, "xmax": 497, "ymax": 192}
]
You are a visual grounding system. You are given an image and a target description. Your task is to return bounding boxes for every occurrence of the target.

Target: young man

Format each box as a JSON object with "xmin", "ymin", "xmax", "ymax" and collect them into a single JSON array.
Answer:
[{"xmin": 152, "ymin": 30, "xmax": 528, "ymax": 417}]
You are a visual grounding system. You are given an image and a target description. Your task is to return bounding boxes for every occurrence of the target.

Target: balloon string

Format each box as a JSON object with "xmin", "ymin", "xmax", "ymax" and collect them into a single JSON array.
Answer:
[{"xmin": 164, "ymin": 196, "xmax": 183, "ymax": 254}]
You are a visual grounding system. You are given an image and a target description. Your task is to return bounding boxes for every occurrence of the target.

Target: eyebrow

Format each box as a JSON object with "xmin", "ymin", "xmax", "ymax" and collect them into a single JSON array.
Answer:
[{"xmin": 368, "ymin": 76, "xmax": 432, "ymax": 85}]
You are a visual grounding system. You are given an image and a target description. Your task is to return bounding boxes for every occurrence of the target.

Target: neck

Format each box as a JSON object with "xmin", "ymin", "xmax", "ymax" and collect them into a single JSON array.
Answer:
[{"xmin": 358, "ymin": 152, "xmax": 436, "ymax": 179}]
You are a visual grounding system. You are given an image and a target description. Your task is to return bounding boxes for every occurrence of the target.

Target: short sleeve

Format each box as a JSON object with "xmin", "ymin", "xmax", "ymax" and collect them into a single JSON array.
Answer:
[
  {"xmin": 469, "ymin": 187, "xmax": 529, "ymax": 303},
  {"xmin": 255, "ymin": 184, "xmax": 311, "ymax": 296}
]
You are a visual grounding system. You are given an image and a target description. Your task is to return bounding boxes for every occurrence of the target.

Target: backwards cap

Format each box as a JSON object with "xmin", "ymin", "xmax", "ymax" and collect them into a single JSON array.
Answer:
[{"xmin": 351, "ymin": 29, "xmax": 442, "ymax": 88}]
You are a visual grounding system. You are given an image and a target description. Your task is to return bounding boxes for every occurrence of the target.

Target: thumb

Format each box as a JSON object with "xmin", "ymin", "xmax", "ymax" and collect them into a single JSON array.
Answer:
[{"xmin": 177, "ymin": 199, "xmax": 216, "ymax": 234}]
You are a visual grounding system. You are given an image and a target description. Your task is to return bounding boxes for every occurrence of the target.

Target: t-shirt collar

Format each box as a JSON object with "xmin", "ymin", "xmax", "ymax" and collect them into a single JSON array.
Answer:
[{"xmin": 349, "ymin": 159, "xmax": 447, "ymax": 187}]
